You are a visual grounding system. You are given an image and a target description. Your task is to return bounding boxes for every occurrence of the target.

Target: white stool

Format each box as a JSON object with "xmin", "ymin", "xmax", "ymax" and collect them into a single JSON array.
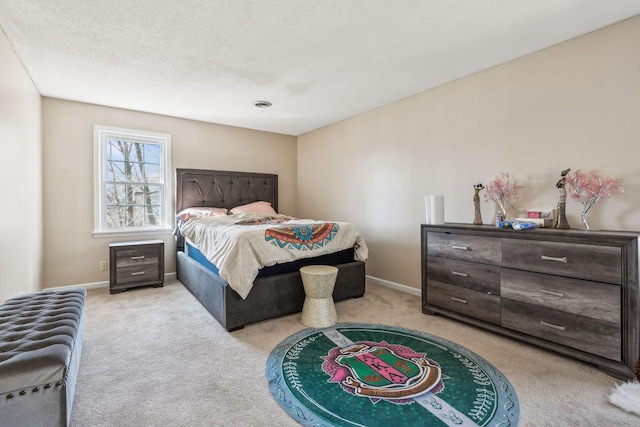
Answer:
[{"xmin": 300, "ymin": 265, "xmax": 339, "ymax": 328}]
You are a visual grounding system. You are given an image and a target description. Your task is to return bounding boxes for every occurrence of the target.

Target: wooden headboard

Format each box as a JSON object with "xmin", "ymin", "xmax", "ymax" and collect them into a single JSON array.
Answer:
[{"xmin": 175, "ymin": 168, "xmax": 278, "ymax": 213}]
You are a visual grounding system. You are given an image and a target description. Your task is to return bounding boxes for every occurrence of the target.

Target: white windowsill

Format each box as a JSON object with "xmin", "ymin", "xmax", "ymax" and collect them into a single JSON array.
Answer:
[{"xmin": 93, "ymin": 227, "xmax": 174, "ymax": 238}]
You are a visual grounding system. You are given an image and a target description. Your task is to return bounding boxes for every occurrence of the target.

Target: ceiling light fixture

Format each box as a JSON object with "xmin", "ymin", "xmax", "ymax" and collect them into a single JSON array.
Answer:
[{"xmin": 253, "ymin": 100, "xmax": 272, "ymax": 109}]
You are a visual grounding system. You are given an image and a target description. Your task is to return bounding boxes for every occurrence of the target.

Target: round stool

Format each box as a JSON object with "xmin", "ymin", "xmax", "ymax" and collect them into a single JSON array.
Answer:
[{"xmin": 299, "ymin": 265, "xmax": 339, "ymax": 328}]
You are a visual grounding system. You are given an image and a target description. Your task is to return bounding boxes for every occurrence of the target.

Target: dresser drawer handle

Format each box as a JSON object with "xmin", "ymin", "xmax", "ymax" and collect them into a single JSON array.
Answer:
[
  {"xmin": 540, "ymin": 255, "xmax": 567, "ymax": 263},
  {"xmin": 540, "ymin": 320, "xmax": 566, "ymax": 331},
  {"xmin": 450, "ymin": 296, "xmax": 468, "ymax": 304},
  {"xmin": 131, "ymin": 271, "xmax": 145, "ymax": 276},
  {"xmin": 540, "ymin": 288, "xmax": 564, "ymax": 298},
  {"xmin": 451, "ymin": 271, "xmax": 468, "ymax": 277},
  {"xmin": 131, "ymin": 255, "xmax": 146, "ymax": 260},
  {"xmin": 451, "ymin": 245, "xmax": 468, "ymax": 251}
]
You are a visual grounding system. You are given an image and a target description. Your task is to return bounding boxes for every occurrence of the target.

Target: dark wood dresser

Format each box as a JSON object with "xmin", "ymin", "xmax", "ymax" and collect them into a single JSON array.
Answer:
[
  {"xmin": 109, "ymin": 240, "xmax": 164, "ymax": 294},
  {"xmin": 421, "ymin": 223, "xmax": 640, "ymax": 380}
]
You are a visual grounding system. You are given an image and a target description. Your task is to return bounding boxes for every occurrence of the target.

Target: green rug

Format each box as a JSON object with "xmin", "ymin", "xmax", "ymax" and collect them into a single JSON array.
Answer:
[{"xmin": 266, "ymin": 323, "xmax": 519, "ymax": 426}]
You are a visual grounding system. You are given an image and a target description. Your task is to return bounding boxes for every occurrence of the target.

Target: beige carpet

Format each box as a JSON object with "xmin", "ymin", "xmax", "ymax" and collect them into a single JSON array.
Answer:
[{"xmin": 70, "ymin": 279, "xmax": 639, "ymax": 426}]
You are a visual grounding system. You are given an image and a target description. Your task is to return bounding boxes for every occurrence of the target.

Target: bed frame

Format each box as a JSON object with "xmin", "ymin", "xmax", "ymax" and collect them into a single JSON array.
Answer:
[{"xmin": 175, "ymin": 168, "xmax": 366, "ymax": 331}]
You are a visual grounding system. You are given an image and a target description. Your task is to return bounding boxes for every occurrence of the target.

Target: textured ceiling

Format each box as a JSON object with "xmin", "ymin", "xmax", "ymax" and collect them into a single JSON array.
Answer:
[{"xmin": 1, "ymin": 1, "xmax": 639, "ymax": 136}]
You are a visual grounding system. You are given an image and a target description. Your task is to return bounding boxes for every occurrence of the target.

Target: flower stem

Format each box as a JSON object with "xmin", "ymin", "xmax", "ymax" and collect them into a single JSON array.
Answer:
[{"xmin": 581, "ymin": 213, "xmax": 590, "ymax": 230}]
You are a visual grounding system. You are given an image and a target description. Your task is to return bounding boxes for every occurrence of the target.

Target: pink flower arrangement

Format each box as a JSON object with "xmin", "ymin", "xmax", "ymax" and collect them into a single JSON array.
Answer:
[
  {"xmin": 483, "ymin": 172, "xmax": 522, "ymax": 216},
  {"xmin": 565, "ymin": 169, "xmax": 624, "ymax": 229}
]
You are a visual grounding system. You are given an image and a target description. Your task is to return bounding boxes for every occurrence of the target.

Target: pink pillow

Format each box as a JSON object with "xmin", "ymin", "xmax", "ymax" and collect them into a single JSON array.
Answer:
[
  {"xmin": 177, "ymin": 207, "xmax": 228, "ymax": 222},
  {"xmin": 229, "ymin": 201, "xmax": 276, "ymax": 214}
]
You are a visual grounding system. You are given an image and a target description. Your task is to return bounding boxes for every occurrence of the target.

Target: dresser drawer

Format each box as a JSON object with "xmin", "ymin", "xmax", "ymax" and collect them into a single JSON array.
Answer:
[
  {"xmin": 501, "ymin": 299, "xmax": 621, "ymax": 361},
  {"xmin": 427, "ymin": 256, "xmax": 500, "ymax": 295},
  {"xmin": 426, "ymin": 280, "xmax": 500, "ymax": 325},
  {"xmin": 427, "ymin": 232, "xmax": 501, "ymax": 265},
  {"xmin": 502, "ymin": 239, "xmax": 621, "ymax": 284},
  {"xmin": 501, "ymin": 269, "xmax": 620, "ymax": 323}
]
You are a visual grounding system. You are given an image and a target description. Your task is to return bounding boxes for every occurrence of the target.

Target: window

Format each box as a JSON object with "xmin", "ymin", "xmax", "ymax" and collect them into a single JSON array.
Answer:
[{"xmin": 94, "ymin": 125, "xmax": 172, "ymax": 237}]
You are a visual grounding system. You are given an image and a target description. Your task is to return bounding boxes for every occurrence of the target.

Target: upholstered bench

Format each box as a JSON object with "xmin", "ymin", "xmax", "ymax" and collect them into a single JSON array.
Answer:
[{"xmin": 0, "ymin": 287, "xmax": 86, "ymax": 427}]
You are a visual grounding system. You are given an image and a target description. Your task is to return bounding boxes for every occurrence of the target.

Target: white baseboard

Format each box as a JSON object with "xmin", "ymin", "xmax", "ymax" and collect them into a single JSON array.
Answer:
[
  {"xmin": 45, "ymin": 272, "xmax": 178, "ymax": 291},
  {"xmin": 366, "ymin": 275, "xmax": 421, "ymax": 297},
  {"xmin": 47, "ymin": 273, "xmax": 416, "ymax": 297}
]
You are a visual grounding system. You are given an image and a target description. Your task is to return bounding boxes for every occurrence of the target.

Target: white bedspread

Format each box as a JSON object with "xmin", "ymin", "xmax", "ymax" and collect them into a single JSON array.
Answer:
[{"xmin": 179, "ymin": 212, "xmax": 368, "ymax": 299}]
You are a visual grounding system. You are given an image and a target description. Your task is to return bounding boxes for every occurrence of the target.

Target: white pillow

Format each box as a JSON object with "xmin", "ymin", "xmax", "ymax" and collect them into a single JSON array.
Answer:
[
  {"xmin": 176, "ymin": 207, "xmax": 228, "ymax": 222},
  {"xmin": 229, "ymin": 201, "xmax": 276, "ymax": 214}
]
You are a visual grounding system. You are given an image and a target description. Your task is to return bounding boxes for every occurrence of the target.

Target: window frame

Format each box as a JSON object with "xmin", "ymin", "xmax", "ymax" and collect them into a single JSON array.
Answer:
[{"xmin": 93, "ymin": 125, "xmax": 172, "ymax": 237}]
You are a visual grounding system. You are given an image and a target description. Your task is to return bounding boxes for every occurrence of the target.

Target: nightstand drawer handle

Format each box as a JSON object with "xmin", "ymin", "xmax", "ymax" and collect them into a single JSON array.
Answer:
[
  {"xmin": 451, "ymin": 245, "xmax": 468, "ymax": 251},
  {"xmin": 451, "ymin": 271, "xmax": 468, "ymax": 277},
  {"xmin": 450, "ymin": 296, "xmax": 468, "ymax": 304},
  {"xmin": 540, "ymin": 288, "xmax": 564, "ymax": 298},
  {"xmin": 540, "ymin": 255, "xmax": 567, "ymax": 263},
  {"xmin": 131, "ymin": 255, "xmax": 146, "ymax": 260},
  {"xmin": 131, "ymin": 271, "xmax": 145, "ymax": 276},
  {"xmin": 540, "ymin": 320, "xmax": 566, "ymax": 331}
]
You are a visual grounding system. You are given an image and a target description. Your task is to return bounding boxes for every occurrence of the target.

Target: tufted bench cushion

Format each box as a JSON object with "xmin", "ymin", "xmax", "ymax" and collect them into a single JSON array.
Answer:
[{"xmin": 0, "ymin": 287, "xmax": 86, "ymax": 427}]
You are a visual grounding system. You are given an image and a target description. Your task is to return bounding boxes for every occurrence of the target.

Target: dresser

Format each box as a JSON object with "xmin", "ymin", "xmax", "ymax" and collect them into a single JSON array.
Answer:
[
  {"xmin": 421, "ymin": 224, "xmax": 640, "ymax": 380},
  {"xmin": 109, "ymin": 240, "xmax": 165, "ymax": 294}
]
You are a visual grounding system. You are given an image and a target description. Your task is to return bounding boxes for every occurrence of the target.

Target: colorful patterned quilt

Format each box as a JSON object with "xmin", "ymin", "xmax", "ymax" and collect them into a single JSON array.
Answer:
[{"xmin": 179, "ymin": 212, "xmax": 368, "ymax": 299}]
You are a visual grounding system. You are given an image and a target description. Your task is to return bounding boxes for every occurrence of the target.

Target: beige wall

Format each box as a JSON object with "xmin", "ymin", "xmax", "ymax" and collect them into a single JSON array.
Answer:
[
  {"xmin": 5, "ymin": 16, "xmax": 640, "ymax": 294},
  {"xmin": 0, "ymin": 30, "xmax": 43, "ymax": 302},
  {"xmin": 42, "ymin": 99, "xmax": 297, "ymax": 287},
  {"xmin": 298, "ymin": 16, "xmax": 640, "ymax": 291}
]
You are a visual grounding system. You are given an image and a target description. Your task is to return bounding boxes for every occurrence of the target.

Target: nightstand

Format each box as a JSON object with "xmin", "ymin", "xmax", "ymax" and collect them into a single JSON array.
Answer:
[{"xmin": 109, "ymin": 240, "xmax": 164, "ymax": 294}]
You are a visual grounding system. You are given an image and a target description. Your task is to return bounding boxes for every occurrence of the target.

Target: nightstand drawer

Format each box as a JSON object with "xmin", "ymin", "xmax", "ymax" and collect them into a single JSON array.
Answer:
[
  {"xmin": 115, "ymin": 247, "xmax": 160, "ymax": 268},
  {"xmin": 116, "ymin": 265, "xmax": 161, "ymax": 284},
  {"xmin": 110, "ymin": 240, "xmax": 164, "ymax": 293}
]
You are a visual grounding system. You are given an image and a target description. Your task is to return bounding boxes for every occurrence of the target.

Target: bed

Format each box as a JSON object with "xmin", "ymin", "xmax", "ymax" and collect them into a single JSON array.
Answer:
[{"xmin": 175, "ymin": 168, "xmax": 367, "ymax": 331}]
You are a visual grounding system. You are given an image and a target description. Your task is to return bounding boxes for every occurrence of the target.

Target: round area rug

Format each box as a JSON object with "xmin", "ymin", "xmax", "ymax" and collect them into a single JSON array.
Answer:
[{"xmin": 266, "ymin": 323, "xmax": 519, "ymax": 427}]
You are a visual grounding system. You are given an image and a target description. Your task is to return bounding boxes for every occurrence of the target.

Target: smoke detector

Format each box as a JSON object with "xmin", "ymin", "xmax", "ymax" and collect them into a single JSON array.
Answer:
[{"xmin": 253, "ymin": 100, "xmax": 272, "ymax": 109}]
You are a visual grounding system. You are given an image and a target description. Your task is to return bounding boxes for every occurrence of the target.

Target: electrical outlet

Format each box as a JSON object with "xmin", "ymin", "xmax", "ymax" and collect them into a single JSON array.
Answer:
[{"xmin": 100, "ymin": 261, "xmax": 108, "ymax": 271}]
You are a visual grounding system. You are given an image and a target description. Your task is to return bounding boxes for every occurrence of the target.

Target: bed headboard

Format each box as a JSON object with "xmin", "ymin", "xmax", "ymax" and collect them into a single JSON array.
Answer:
[{"xmin": 175, "ymin": 168, "xmax": 278, "ymax": 213}]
